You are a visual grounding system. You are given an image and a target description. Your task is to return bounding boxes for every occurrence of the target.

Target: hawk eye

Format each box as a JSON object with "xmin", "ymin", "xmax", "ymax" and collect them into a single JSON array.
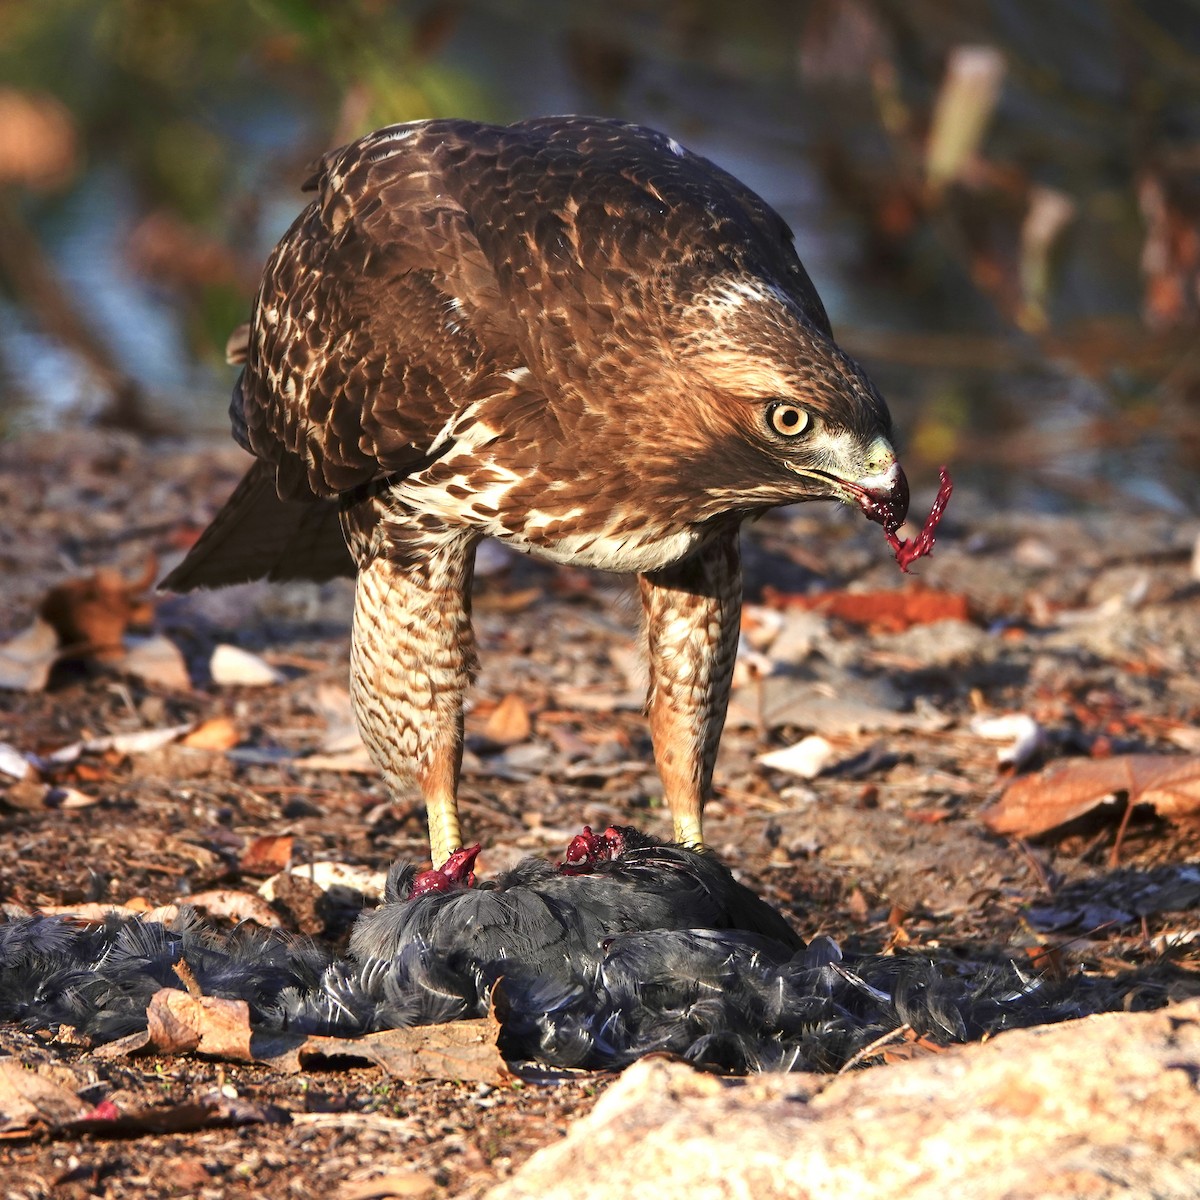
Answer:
[{"xmin": 767, "ymin": 402, "xmax": 810, "ymax": 437}]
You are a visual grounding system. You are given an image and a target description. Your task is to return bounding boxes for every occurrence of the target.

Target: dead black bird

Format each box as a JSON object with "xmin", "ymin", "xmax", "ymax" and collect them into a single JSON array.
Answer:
[{"xmin": 0, "ymin": 830, "xmax": 1098, "ymax": 1072}]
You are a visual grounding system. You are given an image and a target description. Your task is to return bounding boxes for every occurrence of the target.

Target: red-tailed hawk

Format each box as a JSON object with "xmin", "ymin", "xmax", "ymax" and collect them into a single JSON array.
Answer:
[{"xmin": 163, "ymin": 116, "xmax": 911, "ymax": 867}]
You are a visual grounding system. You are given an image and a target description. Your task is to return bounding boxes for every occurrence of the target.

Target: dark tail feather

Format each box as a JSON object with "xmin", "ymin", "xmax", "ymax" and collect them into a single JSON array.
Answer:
[{"xmin": 160, "ymin": 460, "xmax": 354, "ymax": 590}]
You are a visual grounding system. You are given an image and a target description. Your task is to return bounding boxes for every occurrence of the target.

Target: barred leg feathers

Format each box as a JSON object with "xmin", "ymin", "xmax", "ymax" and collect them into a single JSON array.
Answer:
[
  {"xmin": 0, "ymin": 833, "xmax": 1124, "ymax": 1073},
  {"xmin": 349, "ymin": 531, "xmax": 478, "ymax": 868}
]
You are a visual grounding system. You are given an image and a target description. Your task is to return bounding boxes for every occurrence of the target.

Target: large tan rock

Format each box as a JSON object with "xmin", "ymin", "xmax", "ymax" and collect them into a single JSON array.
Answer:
[{"xmin": 487, "ymin": 1001, "xmax": 1200, "ymax": 1200}]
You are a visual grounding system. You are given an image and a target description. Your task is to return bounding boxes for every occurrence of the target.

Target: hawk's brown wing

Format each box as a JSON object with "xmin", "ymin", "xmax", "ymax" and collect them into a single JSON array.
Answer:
[
  {"xmin": 239, "ymin": 121, "xmax": 524, "ymax": 501},
  {"xmin": 164, "ymin": 122, "xmax": 522, "ymax": 588}
]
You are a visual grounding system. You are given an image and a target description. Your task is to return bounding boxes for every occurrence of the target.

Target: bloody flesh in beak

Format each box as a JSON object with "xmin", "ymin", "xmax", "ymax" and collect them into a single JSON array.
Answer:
[{"xmin": 863, "ymin": 466, "xmax": 954, "ymax": 573}]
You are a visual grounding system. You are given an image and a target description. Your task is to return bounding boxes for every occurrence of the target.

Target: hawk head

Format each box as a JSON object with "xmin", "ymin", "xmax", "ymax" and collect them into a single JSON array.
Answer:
[{"xmin": 662, "ymin": 273, "xmax": 910, "ymax": 533}]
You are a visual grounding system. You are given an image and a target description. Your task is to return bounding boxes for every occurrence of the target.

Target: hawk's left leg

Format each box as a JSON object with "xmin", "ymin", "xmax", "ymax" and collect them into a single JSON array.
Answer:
[{"xmin": 639, "ymin": 526, "xmax": 742, "ymax": 847}]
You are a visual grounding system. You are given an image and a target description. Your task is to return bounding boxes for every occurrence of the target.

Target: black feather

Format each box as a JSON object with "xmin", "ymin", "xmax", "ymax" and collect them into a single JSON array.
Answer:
[{"xmin": 0, "ymin": 833, "xmax": 1122, "ymax": 1072}]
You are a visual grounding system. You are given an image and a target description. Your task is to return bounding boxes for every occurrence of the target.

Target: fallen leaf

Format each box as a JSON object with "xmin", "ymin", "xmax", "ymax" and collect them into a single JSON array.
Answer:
[
  {"xmin": 39, "ymin": 723, "xmax": 195, "ymax": 766},
  {"xmin": 0, "ymin": 1059, "xmax": 89, "ymax": 1132},
  {"xmin": 739, "ymin": 604, "xmax": 786, "ymax": 650},
  {"xmin": 278, "ymin": 1016, "xmax": 511, "ymax": 1085},
  {"xmin": 67, "ymin": 1093, "xmax": 289, "ymax": 1136},
  {"xmin": 762, "ymin": 584, "xmax": 971, "ymax": 633},
  {"xmin": 181, "ymin": 717, "xmax": 241, "ymax": 751},
  {"xmin": 43, "ymin": 786, "xmax": 98, "ymax": 809},
  {"xmin": 482, "ymin": 693, "xmax": 532, "ymax": 746},
  {"xmin": 310, "ymin": 682, "xmax": 365, "ymax": 753},
  {"xmin": 36, "ymin": 902, "xmax": 181, "ymax": 924},
  {"xmin": 757, "ymin": 735, "xmax": 837, "ymax": 780},
  {"xmin": 552, "ymin": 686, "xmax": 656, "ymax": 713},
  {"xmin": 0, "ymin": 780, "xmax": 48, "ymax": 810},
  {"xmin": 239, "ymin": 834, "xmax": 294, "ymax": 876},
  {"xmin": 981, "ymin": 754, "xmax": 1200, "ymax": 838},
  {"xmin": 733, "ymin": 674, "xmax": 950, "ymax": 736},
  {"xmin": 120, "ymin": 634, "xmax": 191, "ymax": 690},
  {"xmin": 299, "ymin": 747, "xmax": 379, "ymax": 773},
  {"xmin": 339, "ymin": 1173, "xmax": 437, "ymax": 1200},
  {"xmin": 0, "ymin": 744, "xmax": 31, "ymax": 780},
  {"xmin": 210, "ymin": 644, "xmax": 284, "ymax": 687},
  {"xmin": 146, "ymin": 989, "xmax": 254, "ymax": 1061},
  {"xmin": 906, "ymin": 808, "xmax": 953, "ymax": 825},
  {"xmin": 473, "ymin": 586, "xmax": 544, "ymax": 613},
  {"xmin": 258, "ymin": 861, "xmax": 387, "ymax": 903},
  {"xmin": 970, "ymin": 713, "xmax": 1045, "ymax": 769},
  {"xmin": 0, "ymin": 617, "xmax": 59, "ymax": 692},
  {"xmin": 39, "ymin": 560, "xmax": 157, "ymax": 659},
  {"xmin": 185, "ymin": 889, "xmax": 281, "ymax": 927}
]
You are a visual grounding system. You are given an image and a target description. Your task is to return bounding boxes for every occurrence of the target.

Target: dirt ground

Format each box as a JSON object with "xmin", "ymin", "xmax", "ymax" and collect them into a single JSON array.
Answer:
[{"xmin": 2, "ymin": 430, "xmax": 1200, "ymax": 1198}]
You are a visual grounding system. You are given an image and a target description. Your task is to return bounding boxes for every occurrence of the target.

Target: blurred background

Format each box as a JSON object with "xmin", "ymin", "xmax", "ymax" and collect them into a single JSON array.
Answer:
[{"xmin": 1, "ymin": 0, "xmax": 1198, "ymax": 512}]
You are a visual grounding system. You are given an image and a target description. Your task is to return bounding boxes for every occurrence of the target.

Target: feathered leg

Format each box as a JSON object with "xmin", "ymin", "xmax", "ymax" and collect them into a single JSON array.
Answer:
[
  {"xmin": 639, "ymin": 526, "xmax": 742, "ymax": 847},
  {"xmin": 349, "ymin": 523, "xmax": 478, "ymax": 868}
]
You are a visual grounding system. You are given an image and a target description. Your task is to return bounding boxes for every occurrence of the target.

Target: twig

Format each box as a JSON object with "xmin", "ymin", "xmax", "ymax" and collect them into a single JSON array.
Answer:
[{"xmin": 836, "ymin": 1023, "xmax": 912, "ymax": 1074}]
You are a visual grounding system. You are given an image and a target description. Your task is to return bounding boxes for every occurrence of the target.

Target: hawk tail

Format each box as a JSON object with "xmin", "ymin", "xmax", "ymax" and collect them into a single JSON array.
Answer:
[{"xmin": 160, "ymin": 460, "xmax": 354, "ymax": 591}]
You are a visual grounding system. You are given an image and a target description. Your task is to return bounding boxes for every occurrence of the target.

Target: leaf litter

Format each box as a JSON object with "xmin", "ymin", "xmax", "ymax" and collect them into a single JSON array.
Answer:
[{"xmin": 2, "ymin": 432, "xmax": 1200, "ymax": 1196}]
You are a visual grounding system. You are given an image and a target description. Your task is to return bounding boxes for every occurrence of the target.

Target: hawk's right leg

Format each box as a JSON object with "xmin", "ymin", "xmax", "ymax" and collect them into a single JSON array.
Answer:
[{"xmin": 347, "ymin": 510, "xmax": 479, "ymax": 869}]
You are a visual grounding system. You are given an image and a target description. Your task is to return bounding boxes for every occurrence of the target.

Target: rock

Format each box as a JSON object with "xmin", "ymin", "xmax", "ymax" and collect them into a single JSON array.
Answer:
[{"xmin": 484, "ymin": 1001, "xmax": 1200, "ymax": 1200}]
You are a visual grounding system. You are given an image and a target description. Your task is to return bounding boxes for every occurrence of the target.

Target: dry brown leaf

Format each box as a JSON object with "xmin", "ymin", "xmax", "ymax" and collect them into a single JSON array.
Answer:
[
  {"xmin": 0, "ymin": 743, "xmax": 30, "ymax": 781},
  {"xmin": 35, "ymin": 902, "xmax": 180, "ymax": 924},
  {"xmin": 0, "ymin": 1059, "xmax": 89, "ymax": 1133},
  {"xmin": 299, "ymin": 746, "xmax": 378, "ymax": 773},
  {"xmin": 981, "ymin": 754, "xmax": 1200, "ymax": 838},
  {"xmin": 259, "ymin": 861, "xmax": 387, "ymax": 903},
  {"xmin": 239, "ymin": 834, "xmax": 294, "ymax": 876},
  {"xmin": 483, "ymin": 692, "xmax": 533, "ymax": 746},
  {"xmin": 762, "ymin": 584, "xmax": 972, "ymax": 633},
  {"xmin": 181, "ymin": 716, "xmax": 241, "ymax": 750},
  {"xmin": 39, "ymin": 560, "xmax": 157, "ymax": 660},
  {"xmin": 1, "ymin": 780, "xmax": 49, "ymax": 811},
  {"xmin": 121, "ymin": 634, "xmax": 191, "ymax": 690},
  {"xmin": 185, "ymin": 889, "xmax": 281, "ymax": 927},
  {"xmin": 1137, "ymin": 759, "xmax": 1200, "ymax": 818},
  {"xmin": 41, "ymin": 724, "xmax": 194, "ymax": 766},
  {"xmin": 339, "ymin": 1173, "xmax": 437, "ymax": 1200},
  {"xmin": 0, "ymin": 618, "xmax": 60, "ymax": 692},
  {"xmin": 146, "ymin": 989, "xmax": 254, "ymax": 1061},
  {"xmin": 278, "ymin": 1014, "xmax": 511, "ymax": 1085}
]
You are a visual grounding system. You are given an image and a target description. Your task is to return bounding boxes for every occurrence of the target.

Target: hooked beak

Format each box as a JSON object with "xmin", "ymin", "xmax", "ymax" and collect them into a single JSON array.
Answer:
[
  {"xmin": 796, "ymin": 438, "xmax": 911, "ymax": 533},
  {"xmin": 847, "ymin": 458, "xmax": 910, "ymax": 534}
]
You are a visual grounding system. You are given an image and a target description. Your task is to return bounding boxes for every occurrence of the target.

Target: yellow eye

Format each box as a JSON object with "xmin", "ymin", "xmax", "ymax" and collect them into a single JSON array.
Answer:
[{"xmin": 768, "ymin": 403, "xmax": 810, "ymax": 437}]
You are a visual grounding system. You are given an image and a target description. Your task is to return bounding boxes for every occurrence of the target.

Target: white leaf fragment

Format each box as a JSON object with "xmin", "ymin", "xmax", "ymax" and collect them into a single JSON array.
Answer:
[
  {"xmin": 757, "ymin": 735, "xmax": 837, "ymax": 780},
  {"xmin": 210, "ymin": 644, "xmax": 284, "ymax": 687},
  {"xmin": 970, "ymin": 713, "xmax": 1045, "ymax": 769}
]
